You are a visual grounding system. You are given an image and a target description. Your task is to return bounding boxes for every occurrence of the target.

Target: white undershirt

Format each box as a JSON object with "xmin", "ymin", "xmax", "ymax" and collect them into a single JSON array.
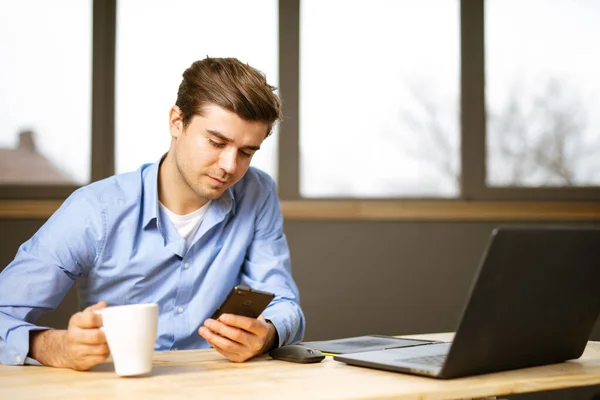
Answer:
[{"xmin": 160, "ymin": 201, "xmax": 212, "ymax": 247}]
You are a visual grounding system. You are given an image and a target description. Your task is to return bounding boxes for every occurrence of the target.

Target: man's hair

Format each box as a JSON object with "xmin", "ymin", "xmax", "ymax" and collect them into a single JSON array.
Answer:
[{"xmin": 175, "ymin": 57, "xmax": 282, "ymax": 136}]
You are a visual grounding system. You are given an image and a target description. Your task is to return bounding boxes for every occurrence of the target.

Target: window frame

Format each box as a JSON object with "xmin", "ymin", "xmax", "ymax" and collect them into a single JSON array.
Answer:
[
  {"xmin": 460, "ymin": 0, "xmax": 600, "ymax": 201},
  {"xmin": 1, "ymin": 0, "xmax": 599, "ymax": 211},
  {"xmin": 0, "ymin": 0, "xmax": 115, "ymax": 200}
]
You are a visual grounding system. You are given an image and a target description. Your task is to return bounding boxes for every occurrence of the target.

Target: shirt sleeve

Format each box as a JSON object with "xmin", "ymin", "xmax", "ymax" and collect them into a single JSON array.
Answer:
[
  {"xmin": 0, "ymin": 187, "xmax": 104, "ymax": 365},
  {"xmin": 241, "ymin": 178, "xmax": 305, "ymax": 348}
]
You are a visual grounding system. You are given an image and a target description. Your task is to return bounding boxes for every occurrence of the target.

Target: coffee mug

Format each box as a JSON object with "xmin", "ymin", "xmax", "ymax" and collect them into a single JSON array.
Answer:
[{"xmin": 95, "ymin": 303, "xmax": 159, "ymax": 376}]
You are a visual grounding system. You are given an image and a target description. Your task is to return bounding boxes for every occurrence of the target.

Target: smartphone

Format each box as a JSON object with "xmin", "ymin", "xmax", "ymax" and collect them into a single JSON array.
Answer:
[{"xmin": 211, "ymin": 285, "xmax": 275, "ymax": 320}]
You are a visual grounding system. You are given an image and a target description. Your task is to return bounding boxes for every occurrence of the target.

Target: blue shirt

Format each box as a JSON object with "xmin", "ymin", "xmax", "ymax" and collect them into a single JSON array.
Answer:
[{"xmin": 0, "ymin": 160, "xmax": 305, "ymax": 365}]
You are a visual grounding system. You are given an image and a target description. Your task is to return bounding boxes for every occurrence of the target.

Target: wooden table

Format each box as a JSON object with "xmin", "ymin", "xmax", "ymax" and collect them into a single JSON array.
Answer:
[{"xmin": 2, "ymin": 333, "xmax": 600, "ymax": 400}]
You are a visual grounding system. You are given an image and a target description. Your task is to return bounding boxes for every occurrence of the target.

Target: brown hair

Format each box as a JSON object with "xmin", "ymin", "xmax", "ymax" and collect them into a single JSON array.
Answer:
[{"xmin": 175, "ymin": 57, "xmax": 282, "ymax": 136}]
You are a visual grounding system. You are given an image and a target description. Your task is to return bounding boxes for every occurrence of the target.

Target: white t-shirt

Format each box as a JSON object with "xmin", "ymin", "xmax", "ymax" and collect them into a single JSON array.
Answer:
[{"xmin": 159, "ymin": 201, "xmax": 212, "ymax": 247}]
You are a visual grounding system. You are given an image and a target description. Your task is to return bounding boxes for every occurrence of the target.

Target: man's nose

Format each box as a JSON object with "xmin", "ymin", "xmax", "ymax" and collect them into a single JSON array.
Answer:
[{"xmin": 218, "ymin": 147, "xmax": 237, "ymax": 175}]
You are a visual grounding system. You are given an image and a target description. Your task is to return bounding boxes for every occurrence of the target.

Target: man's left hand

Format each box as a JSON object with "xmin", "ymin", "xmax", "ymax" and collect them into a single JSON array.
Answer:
[{"xmin": 199, "ymin": 314, "xmax": 276, "ymax": 362}]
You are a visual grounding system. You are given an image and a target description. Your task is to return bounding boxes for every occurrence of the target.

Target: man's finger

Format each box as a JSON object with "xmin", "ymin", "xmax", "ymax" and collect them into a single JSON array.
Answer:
[
  {"xmin": 218, "ymin": 314, "xmax": 265, "ymax": 335},
  {"xmin": 74, "ymin": 302, "xmax": 108, "ymax": 328},
  {"xmin": 211, "ymin": 342, "xmax": 247, "ymax": 363},
  {"xmin": 199, "ymin": 326, "xmax": 245, "ymax": 354},
  {"xmin": 204, "ymin": 319, "xmax": 252, "ymax": 345},
  {"xmin": 69, "ymin": 342, "xmax": 110, "ymax": 360},
  {"xmin": 79, "ymin": 343, "xmax": 110, "ymax": 357},
  {"xmin": 71, "ymin": 354, "xmax": 111, "ymax": 371},
  {"xmin": 70, "ymin": 311, "xmax": 100, "ymax": 329},
  {"xmin": 73, "ymin": 302, "xmax": 108, "ymax": 329},
  {"xmin": 69, "ymin": 326, "xmax": 107, "ymax": 345},
  {"xmin": 84, "ymin": 301, "xmax": 108, "ymax": 312}
]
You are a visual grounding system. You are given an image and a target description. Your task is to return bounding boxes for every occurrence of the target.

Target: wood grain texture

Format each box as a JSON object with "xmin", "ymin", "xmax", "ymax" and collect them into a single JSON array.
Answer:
[
  {"xmin": 0, "ymin": 200, "xmax": 63, "ymax": 218},
  {"xmin": 1, "ymin": 200, "xmax": 599, "ymax": 221},
  {"xmin": 280, "ymin": 201, "xmax": 600, "ymax": 221},
  {"xmin": 1, "ymin": 333, "xmax": 599, "ymax": 400}
]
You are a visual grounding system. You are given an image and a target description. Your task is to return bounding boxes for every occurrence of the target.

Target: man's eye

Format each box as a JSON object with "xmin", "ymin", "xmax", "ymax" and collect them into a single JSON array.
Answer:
[
  {"xmin": 239, "ymin": 150, "xmax": 252, "ymax": 158},
  {"xmin": 208, "ymin": 139, "xmax": 225, "ymax": 148}
]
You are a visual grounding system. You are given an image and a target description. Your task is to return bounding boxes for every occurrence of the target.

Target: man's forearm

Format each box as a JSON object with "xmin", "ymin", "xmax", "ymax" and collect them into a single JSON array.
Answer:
[{"xmin": 29, "ymin": 329, "xmax": 69, "ymax": 368}]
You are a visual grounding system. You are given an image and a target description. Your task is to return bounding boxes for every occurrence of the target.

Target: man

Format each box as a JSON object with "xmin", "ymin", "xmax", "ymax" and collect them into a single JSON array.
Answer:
[{"xmin": 0, "ymin": 57, "xmax": 305, "ymax": 370}]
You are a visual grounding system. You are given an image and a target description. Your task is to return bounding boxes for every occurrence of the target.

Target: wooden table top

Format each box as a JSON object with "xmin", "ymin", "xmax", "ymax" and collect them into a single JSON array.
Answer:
[{"xmin": 2, "ymin": 333, "xmax": 600, "ymax": 400}]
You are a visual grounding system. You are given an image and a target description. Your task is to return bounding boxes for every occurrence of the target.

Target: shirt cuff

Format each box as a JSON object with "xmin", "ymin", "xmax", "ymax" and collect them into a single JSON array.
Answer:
[
  {"xmin": 0, "ymin": 324, "xmax": 48, "ymax": 366},
  {"xmin": 265, "ymin": 318, "xmax": 283, "ymax": 349},
  {"xmin": 262, "ymin": 301, "xmax": 304, "ymax": 348}
]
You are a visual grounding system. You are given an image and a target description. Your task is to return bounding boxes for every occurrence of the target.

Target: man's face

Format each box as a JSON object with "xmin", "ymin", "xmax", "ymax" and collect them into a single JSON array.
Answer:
[{"xmin": 169, "ymin": 104, "xmax": 269, "ymax": 201}]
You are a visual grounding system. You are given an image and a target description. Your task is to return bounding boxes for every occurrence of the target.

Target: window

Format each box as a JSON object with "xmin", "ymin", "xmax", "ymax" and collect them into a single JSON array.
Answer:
[
  {"xmin": 299, "ymin": 0, "xmax": 460, "ymax": 198},
  {"xmin": 0, "ymin": 0, "xmax": 92, "ymax": 185},
  {"xmin": 115, "ymin": 0, "xmax": 279, "ymax": 180},
  {"xmin": 485, "ymin": 0, "xmax": 600, "ymax": 187},
  {"xmin": 2, "ymin": 0, "xmax": 598, "ymax": 207}
]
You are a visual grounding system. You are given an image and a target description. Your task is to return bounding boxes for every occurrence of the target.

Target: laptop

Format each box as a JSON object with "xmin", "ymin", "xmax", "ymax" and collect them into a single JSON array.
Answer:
[{"xmin": 334, "ymin": 227, "xmax": 600, "ymax": 379}]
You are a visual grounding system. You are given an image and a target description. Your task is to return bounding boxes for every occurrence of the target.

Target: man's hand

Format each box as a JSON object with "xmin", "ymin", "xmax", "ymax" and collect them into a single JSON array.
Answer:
[
  {"xmin": 198, "ymin": 314, "xmax": 277, "ymax": 362},
  {"xmin": 29, "ymin": 301, "xmax": 110, "ymax": 371}
]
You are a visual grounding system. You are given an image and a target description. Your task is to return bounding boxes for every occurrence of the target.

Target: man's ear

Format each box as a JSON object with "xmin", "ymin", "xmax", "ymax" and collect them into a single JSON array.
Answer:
[{"xmin": 169, "ymin": 106, "xmax": 184, "ymax": 138}]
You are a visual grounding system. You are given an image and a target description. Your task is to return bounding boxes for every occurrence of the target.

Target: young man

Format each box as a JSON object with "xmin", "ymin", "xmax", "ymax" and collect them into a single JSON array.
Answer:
[{"xmin": 0, "ymin": 57, "xmax": 305, "ymax": 370}]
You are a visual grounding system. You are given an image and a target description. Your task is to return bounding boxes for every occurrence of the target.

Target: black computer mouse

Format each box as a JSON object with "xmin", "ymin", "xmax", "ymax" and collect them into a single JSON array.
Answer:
[{"xmin": 269, "ymin": 344, "xmax": 325, "ymax": 364}]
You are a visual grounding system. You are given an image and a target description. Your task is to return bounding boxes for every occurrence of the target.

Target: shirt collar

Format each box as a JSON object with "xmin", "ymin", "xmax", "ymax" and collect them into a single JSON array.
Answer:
[
  {"xmin": 141, "ymin": 157, "xmax": 237, "ymax": 229},
  {"xmin": 141, "ymin": 158, "xmax": 161, "ymax": 229}
]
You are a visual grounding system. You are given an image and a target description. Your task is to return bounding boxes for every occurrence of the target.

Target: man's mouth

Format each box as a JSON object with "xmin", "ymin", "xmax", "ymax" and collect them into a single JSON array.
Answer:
[{"xmin": 208, "ymin": 176, "xmax": 228, "ymax": 186}]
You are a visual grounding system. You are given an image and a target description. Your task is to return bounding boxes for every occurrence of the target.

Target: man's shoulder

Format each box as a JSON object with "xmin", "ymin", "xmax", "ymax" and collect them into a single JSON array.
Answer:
[
  {"xmin": 80, "ymin": 163, "xmax": 152, "ymax": 206},
  {"xmin": 233, "ymin": 167, "xmax": 276, "ymax": 194},
  {"xmin": 231, "ymin": 167, "xmax": 277, "ymax": 208}
]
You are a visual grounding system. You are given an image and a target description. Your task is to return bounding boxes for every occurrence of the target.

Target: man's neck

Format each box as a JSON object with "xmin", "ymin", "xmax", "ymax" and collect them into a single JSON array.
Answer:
[{"xmin": 158, "ymin": 153, "xmax": 209, "ymax": 215}]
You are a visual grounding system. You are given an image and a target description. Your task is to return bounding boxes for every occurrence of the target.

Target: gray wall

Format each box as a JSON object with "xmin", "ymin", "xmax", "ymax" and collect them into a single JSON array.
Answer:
[{"xmin": 286, "ymin": 220, "xmax": 600, "ymax": 342}]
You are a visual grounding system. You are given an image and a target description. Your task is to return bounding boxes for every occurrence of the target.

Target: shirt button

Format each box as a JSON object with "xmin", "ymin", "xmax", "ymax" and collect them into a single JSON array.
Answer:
[
  {"xmin": 177, "ymin": 307, "xmax": 184, "ymax": 314},
  {"xmin": 183, "ymin": 263, "xmax": 190, "ymax": 269},
  {"xmin": 15, "ymin": 355, "xmax": 22, "ymax": 363}
]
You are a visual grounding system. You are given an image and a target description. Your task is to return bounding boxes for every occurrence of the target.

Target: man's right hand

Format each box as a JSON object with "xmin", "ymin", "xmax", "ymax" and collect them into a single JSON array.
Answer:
[{"xmin": 29, "ymin": 301, "xmax": 110, "ymax": 371}]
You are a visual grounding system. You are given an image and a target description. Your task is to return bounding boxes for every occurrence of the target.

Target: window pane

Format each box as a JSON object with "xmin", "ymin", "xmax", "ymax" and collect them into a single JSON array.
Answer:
[
  {"xmin": 300, "ymin": 0, "xmax": 460, "ymax": 198},
  {"xmin": 116, "ymin": 0, "xmax": 278, "ymax": 181},
  {"xmin": 0, "ymin": 0, "xmax": 92, "ymax": 185},
  {"xmin": 486, "ymin": 0, "xmax": 600, "ymax": 187}
]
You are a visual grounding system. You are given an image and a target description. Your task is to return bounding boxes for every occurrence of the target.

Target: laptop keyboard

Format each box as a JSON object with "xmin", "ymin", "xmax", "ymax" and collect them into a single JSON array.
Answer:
[
  {"xmin": 400, "ymin": 354, "xmax": 447, "ymax": 367},
  {"xmin": 333, "ymin": 338, "xmax": 394, "ymax": 347}
]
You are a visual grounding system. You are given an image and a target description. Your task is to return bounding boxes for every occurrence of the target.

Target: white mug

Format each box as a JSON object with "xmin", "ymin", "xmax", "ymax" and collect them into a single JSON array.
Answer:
[{"xmin": 95, "ymin": 303, "xmax": 159, "ymax": 377}]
